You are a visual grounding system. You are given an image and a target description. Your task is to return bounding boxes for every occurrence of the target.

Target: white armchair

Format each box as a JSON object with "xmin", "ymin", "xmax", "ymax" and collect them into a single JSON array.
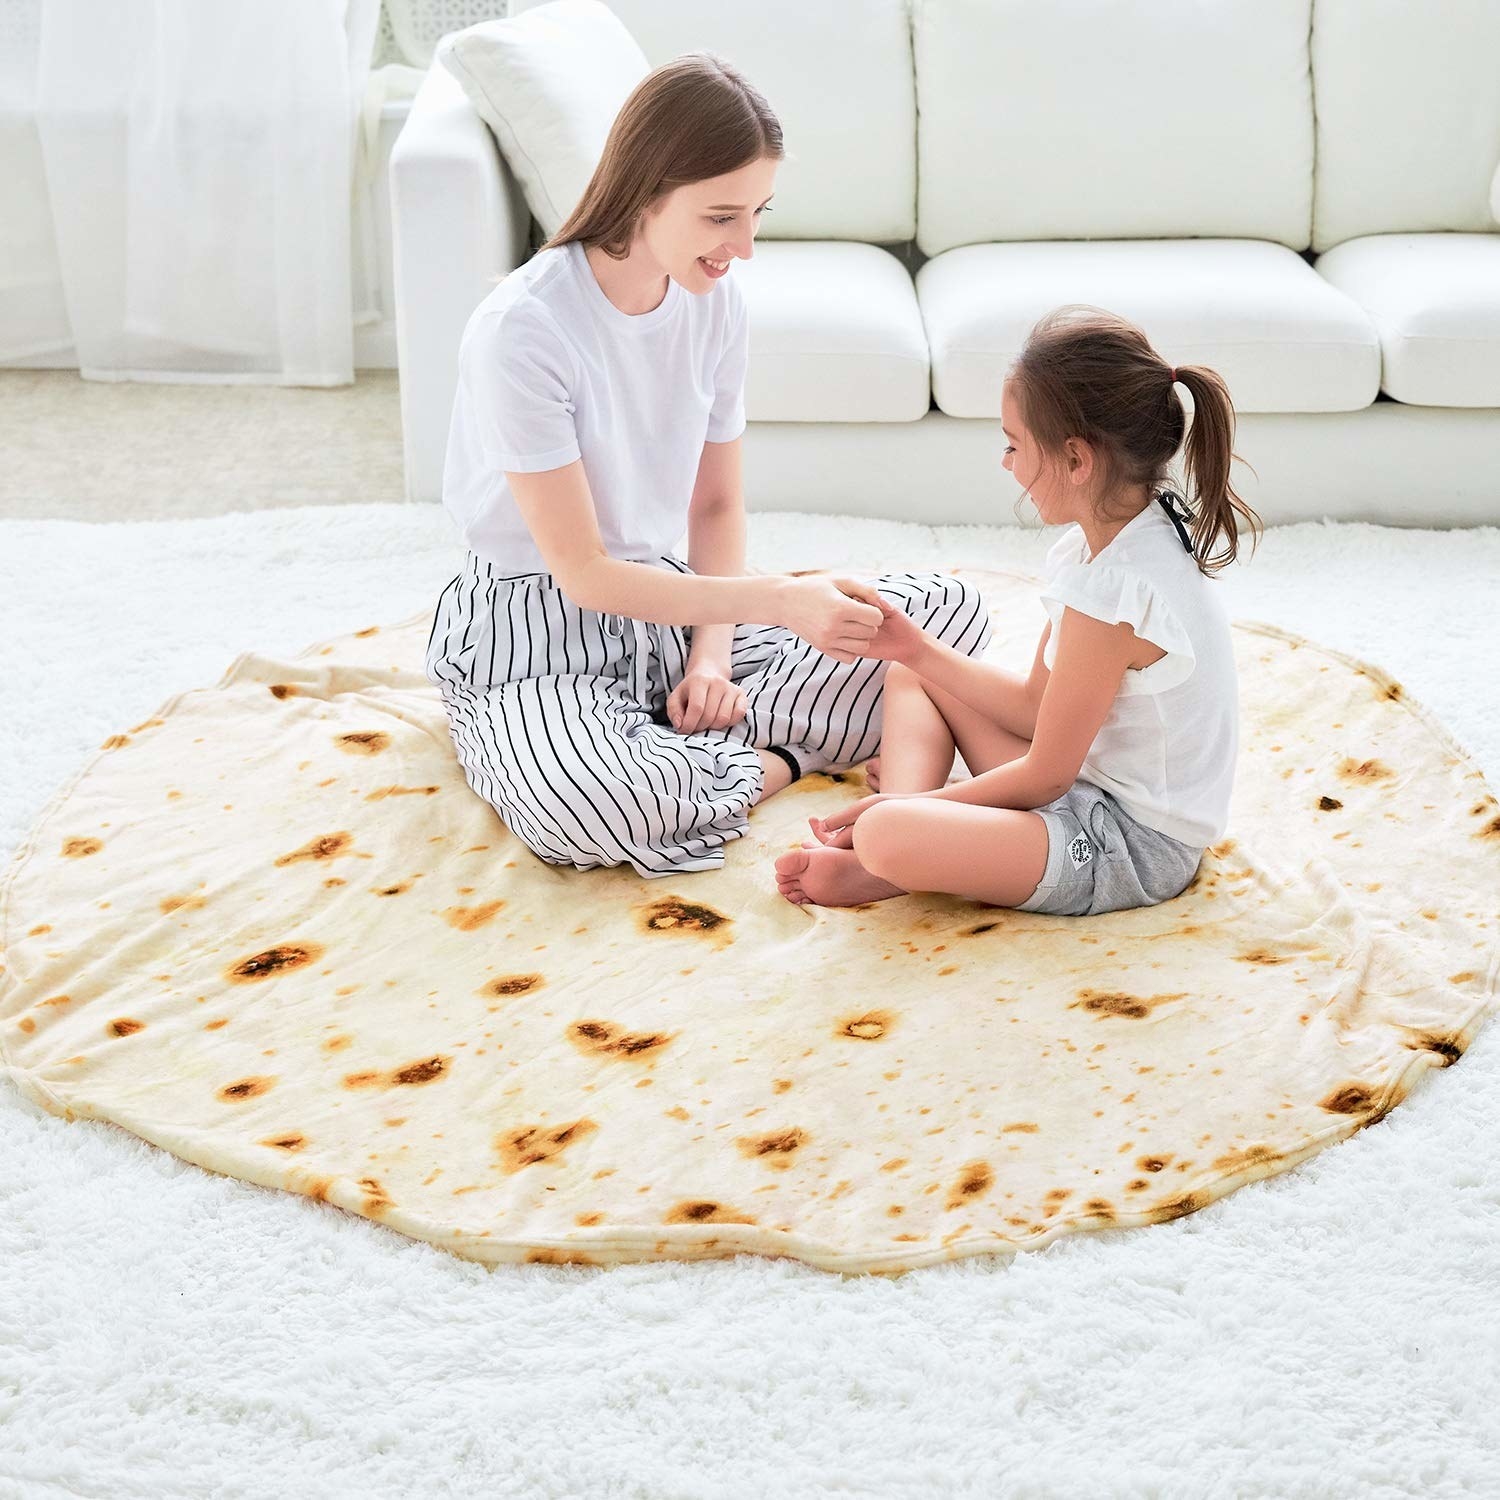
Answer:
[{"xmin": 389, "ymin": 61, "xmax": 531, "ymax": 509}]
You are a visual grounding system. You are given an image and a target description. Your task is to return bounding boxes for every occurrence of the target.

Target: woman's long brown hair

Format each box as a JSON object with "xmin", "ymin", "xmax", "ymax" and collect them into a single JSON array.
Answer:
[
  {"xmin": 1010, "ymin": 305, "xmax": 1263, "ymax": 575},
  {"xmin": 539, "ymin": 51, "xmax": 785, "ymax": 261}
]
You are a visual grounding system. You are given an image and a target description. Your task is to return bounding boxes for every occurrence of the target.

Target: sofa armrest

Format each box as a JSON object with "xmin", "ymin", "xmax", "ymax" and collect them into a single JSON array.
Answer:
[{"xmin": 389, "ymin": 58, "xmax": 532, "ymax": 505}]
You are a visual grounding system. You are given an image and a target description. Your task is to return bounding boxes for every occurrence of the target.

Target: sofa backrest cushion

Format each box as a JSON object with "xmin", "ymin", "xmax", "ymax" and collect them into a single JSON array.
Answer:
[
  {"xmin": 913, "ymin": 0, "xmax": 1314, "ymax": 257},
  {"xmin": 510, "ymin": 0, "xmax": 916, "ymax": 242},
  {"xmin": 1311, "ymin": 0, "xmax": 1500, "ymax": 251}
]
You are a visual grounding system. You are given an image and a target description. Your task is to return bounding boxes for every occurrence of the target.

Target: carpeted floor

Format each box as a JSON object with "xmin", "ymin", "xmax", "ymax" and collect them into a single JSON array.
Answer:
[
  {"xmin": 0, "ymin": 370, "xmax": 405, "ymax": 521},
  {"xmin": 2, "ymin": 503, "xmax": 1498, "ymax": 1497}
]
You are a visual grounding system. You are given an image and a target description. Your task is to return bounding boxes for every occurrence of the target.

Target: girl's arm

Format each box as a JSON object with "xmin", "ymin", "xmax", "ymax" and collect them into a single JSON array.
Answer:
[
  {"xmin": 923, "ymin": 606, "xmax": 1138, "ymax": 810},
  {"xmin": 902, "ymin": 620, "xmax": 1054, "ymax": 740}
]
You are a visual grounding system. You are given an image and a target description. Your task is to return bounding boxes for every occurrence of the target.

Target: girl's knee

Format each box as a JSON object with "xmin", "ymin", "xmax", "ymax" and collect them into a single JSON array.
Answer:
[{"xmin": 851, "ymin": 799, "xmax": 916, "ymax": 873}]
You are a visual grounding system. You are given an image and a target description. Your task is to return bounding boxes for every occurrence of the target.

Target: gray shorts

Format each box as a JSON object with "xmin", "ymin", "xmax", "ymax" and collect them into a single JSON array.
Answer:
[{"xmin": 1015, "ymin": 780, "xmax": 1204, "ymax": 917}]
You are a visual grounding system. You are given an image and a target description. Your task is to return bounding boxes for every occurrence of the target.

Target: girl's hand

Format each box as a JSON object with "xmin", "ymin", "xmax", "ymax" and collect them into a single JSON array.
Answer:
[
  {"xmin": 667, "ymin": 663, "xmax": 747, "ymax": 735},
  {"xmin": 808, "ymin": 791, "xmax": 919, "ymax": 847},
  {"xmin": 860, "ymin": 593, "xmax": 931, "ymax": 666},
  {"xmin": 807, "ymin": 817, "xmax": 856, "ymax": 848}
]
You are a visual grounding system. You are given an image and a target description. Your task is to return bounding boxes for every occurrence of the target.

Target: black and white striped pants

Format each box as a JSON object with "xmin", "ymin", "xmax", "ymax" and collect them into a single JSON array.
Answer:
[{"xmin": 424, "ymin": 551, "xmax": 993, "ymax": 878}]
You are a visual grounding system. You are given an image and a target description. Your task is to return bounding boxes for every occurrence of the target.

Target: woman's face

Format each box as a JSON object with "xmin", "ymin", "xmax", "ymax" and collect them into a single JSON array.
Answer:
[{"xmin": 642, "ymin": 158, "xmax": 778, "ymax": 292}]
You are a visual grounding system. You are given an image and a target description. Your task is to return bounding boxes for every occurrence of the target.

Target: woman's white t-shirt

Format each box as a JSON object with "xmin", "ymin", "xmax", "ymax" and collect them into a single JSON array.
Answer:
[
  {"xmin": 1038, "ymin": 499, "xmax": 1239, "ymax": 848},
  {"xmin": 441, "ymin": 238, "xmax": 749, "ymax": 574}
]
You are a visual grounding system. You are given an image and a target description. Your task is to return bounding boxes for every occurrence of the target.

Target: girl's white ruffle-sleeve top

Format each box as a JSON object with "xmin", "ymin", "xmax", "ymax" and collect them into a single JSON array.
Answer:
[{"xmin": 1037, "ymin": 500, "xmax": 1239, "ymax": 847}]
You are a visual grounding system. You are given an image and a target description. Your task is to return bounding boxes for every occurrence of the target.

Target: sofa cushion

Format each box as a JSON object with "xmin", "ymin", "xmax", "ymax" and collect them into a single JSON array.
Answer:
[
  {"xmin": 437, "ymin": 0, "xmax": 650, "ymax": 241},
  {"xmin": 917, "ymin": 240, "xmax": 1380, "ymax": 417},
  {"xmin": 732, "ymin": 243, "xmax": 928, "ymax": 422},
  {"xmin": 1311, "ymin": 0, "xmax": 1500, "ymax": 253},
  {"xmin": 914, "ymin": 0, "xmax": 1314, "ymax": 257},
  {"xmin": 1314, "ymin": 234, "xmax": 1500, "ymax": 407},
  {"xmin": 510, "ymin": 0, "xmax": 915, "ymax": 243}
]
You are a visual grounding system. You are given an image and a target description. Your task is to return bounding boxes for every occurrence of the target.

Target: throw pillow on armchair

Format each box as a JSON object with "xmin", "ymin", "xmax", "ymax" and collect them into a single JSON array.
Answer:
[{"xmin": 437, "ymin": 0, "xmax": 649, "ymax": 240}]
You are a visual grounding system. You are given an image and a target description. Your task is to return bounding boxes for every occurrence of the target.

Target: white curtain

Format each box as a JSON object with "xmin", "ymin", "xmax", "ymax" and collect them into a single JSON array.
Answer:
[
  {"xmin": 0, "ymin": 0, "xmax": 382, "ymax": 386},
  {"xmin": 0, "ymin": 3, "xmax": 68, "ymax": 362},
  {"xmin": 351, "ymin": 52, "xmax": 427, "ymax": 339}
]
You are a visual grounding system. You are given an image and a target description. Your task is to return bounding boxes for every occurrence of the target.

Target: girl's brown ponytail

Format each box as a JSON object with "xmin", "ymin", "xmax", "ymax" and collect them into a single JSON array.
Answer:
[{"xmin": 1174, "ymin": 363, "xmax": 1263, "ymax": 572}]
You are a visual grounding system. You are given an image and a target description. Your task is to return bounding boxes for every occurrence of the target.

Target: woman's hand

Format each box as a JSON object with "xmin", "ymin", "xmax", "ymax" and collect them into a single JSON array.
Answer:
[
  {"xmin": 775, "ymin": 574, "xmax": 886, "ymax": 663},
  {"xmin": 666, "ymin": 662, "xmax": 748, "ymax": 735}
]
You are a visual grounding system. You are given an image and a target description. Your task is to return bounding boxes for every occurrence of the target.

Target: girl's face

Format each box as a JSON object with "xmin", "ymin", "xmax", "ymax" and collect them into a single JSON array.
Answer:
[
  {"xmin": 642, "ymin": 158, "xmax": 778, "ymax": 291},
  {"xmin": 1001, "ymin": 379, "xmax": 1094, "ymax": 525}
]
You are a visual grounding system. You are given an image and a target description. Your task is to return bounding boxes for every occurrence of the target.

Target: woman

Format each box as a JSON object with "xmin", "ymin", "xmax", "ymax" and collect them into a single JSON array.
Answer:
[{"xmin": 425, "ymin": 52, "xmax": 992, "ymax": 879}]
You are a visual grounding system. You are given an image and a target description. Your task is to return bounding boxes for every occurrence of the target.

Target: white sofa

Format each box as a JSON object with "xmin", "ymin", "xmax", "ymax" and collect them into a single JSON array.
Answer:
[{"xmin": 389, "ymin": 0, "xmax": 1500, "ymax": 529}]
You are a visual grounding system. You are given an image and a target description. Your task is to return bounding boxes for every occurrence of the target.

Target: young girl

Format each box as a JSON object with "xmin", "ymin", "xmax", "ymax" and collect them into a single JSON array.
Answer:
[
  {"xmin": 424, "ymin": 53, "xmax": 992, "ymax": 880},
  {"xmin": 775, "ymin": 305, "xmax": 1262, "ymax": 915}
]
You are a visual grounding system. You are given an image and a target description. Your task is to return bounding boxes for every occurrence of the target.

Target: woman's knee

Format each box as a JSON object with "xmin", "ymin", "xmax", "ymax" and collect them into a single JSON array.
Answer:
[
  {"xmin": 906, "ymin": 572, "xmax": 990, "ymax": 644},
  {"xmin": 945, "ymin": 573, "xmax": 990, "ymax": 627},
  {"xmin": 907, "ymin": 570, "xmax": 977, "ymax": 607}
]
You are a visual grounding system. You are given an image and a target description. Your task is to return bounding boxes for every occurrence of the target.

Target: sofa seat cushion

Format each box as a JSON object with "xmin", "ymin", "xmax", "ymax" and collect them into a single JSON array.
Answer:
[
  {"xmin": 734, "ymin": 242, "xmax": 929, "ymax": 422},
  {"xmin": 1314, "ymin": 234, "xmax": 1500, "ymax": 407},
  {"xmin": 917, "ymin": 239, "xmax": 1380, "ymax": 416}
]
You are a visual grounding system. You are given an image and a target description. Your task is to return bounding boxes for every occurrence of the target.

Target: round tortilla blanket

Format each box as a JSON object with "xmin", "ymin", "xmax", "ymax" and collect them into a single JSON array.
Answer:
[{"xmin": 2, "ymin": 567, "xmax": 1497, "ymax": 1275}]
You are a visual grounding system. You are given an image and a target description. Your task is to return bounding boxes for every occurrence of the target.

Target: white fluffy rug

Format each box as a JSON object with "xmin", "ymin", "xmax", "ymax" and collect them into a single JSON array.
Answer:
[{"xmin": 2, "ymin": 505, "xmax": 1498, "ymax": 1498}]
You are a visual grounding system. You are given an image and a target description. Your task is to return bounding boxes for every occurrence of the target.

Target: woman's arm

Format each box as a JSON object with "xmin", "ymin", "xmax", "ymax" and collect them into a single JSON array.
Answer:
[
  {"xmin": 679, "ymin": 435, "xmax": 746, "ymax": 672},
  {"xmin": 506, "ymin": 451, "xmax": 782, "ymax": 628}
]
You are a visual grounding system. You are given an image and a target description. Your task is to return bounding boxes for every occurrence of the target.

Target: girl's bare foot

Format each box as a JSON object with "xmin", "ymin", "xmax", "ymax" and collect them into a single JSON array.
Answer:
[
  {"xmin": 774, "ymin": 840, "xmax": 906, "ymax": 907},
  {"xmin": 864, "ymin": 755, "xmax": 881, "ymax": 791}
]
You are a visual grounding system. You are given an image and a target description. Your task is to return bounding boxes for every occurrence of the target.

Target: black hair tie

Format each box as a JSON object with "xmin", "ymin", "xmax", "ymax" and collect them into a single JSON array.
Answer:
[{"xmin": 1156, "ymin": 491, "xmax": 1195, "ymax": 555}]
